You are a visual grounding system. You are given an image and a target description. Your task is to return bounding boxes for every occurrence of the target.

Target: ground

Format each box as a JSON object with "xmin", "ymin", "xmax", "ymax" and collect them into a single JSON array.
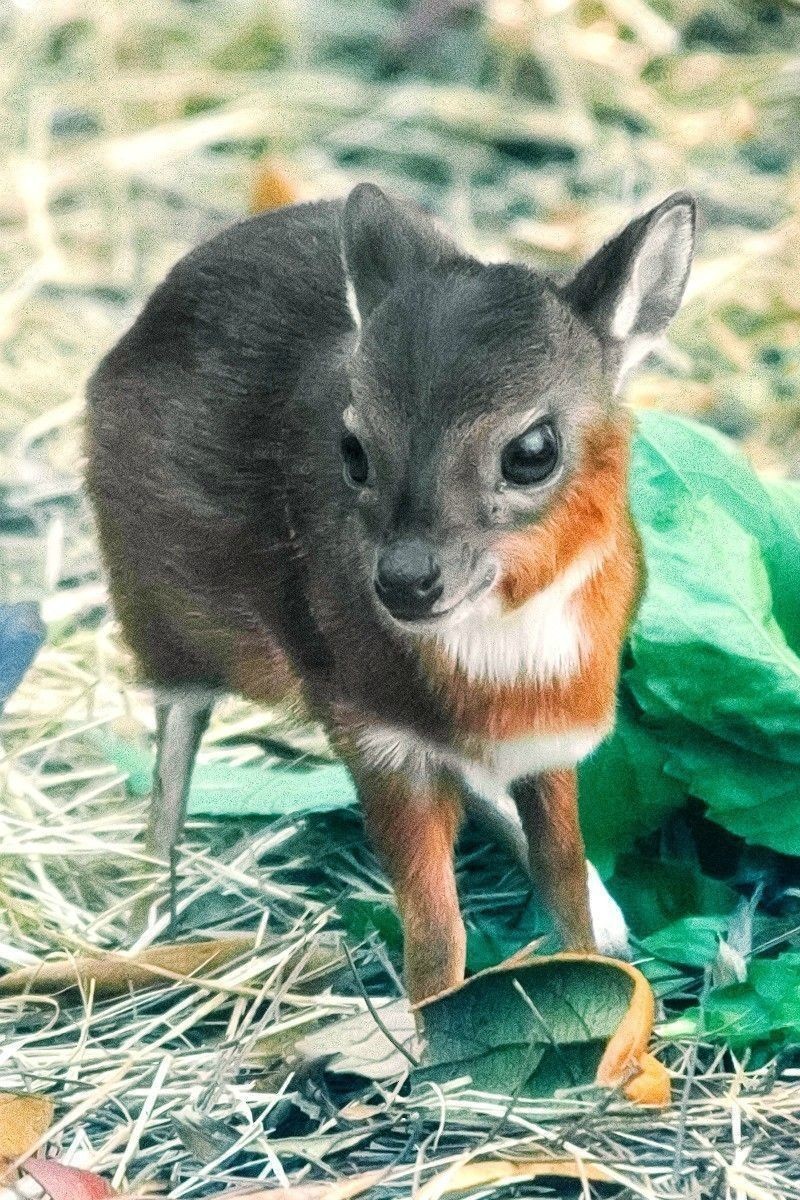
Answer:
[{"xmin": 1, "ymin": 1, "xmax": 800, "ymax": 1196}]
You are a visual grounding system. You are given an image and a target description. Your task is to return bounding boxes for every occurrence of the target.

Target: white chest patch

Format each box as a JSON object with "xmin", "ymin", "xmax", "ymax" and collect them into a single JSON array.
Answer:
[
  {"xmin": 357, "ymin": 721, "xmax": 610, "ymax": 794},
  {"xmin": 434, "ymin": 545, "xmax": 607, "ymax": 685},
  {"xmin": 466, "ymin": 723, "xmax": 611, "ymax": 790},
  {"xmin": 354, "ymin": 722, "xmax": 628, "ymax": 955}
]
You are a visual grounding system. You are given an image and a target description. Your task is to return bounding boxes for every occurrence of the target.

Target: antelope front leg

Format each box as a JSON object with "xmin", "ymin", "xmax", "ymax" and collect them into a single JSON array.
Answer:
[
  {"xmin": 356, "ymin": 768, "xmax": 465, "ymax": 1004},
  {"xmin": 511, "ymin": 767, "xmax": 596, "ymax": 953}
]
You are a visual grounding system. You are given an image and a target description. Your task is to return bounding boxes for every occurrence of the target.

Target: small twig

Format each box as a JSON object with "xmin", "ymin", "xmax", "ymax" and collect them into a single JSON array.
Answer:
[
  {"xmin": 343, "ymin": 940, "xmax": 418, "ymax": 1067},
  {"xmin": 511, "ymin": 976, "xmax": 581, "ymax": 1088},
  {"xmin": 674, "ymin": 974, "xmax": 711, "ymax": 1177}
]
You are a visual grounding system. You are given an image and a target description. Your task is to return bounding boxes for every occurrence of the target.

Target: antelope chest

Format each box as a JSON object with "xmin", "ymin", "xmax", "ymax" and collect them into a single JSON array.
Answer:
[
  {"xmin": 432, "ymin": 547, "xmax": 604, "ymax": 687},
  {"xmin": 359, "ymin": 546, "xmax": 616, "ymax": 789},
  {"xmin": 437, "ymin": 546, "xmax": 611, "ymax": 785},
  {"xmin": 466, "ymin": 723, "xmax": 609, "ymax": 790}
]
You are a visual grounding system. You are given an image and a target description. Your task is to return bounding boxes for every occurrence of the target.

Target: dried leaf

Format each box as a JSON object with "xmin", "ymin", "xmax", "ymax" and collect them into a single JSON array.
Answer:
[
  {"xmin": 172, "ymin": 1114, "xmax": 239, "ymax": 1164},
  {"xmin": 417, "ymin": 1156, "xmax": 614, "ymax": 1200},
  {"xmin": 296, "ymin": 998, "xmax": 415, "ymax": 1080},
  {"xmin": 250, "ymin": 159, "xmax": 301, "ymax": 213},
  {"xmin": 623, "ymin": 1052, "xmax": 672, "ymax": 1107},
  {"xmin": 594, "ymin": 956, "xmax": 671, "ymax": 1104},
  {"xmin": 417, "ymin": 951, "xmax": 670, "ymax": 1106},
  {"xmin": 265, "ymin": 1127, "xmax": 380, "ymax": 1161},
  {"xmin": 0, "ymin": 937, "xmax": 254, "ymax": 999},
  {"xmin": 23, "ymin": 1158, "xmax": 116, "ymax": 1198},
  {"xmin": 0, "ymin": 1093, "xmax": 54, "ymax": 1159}
]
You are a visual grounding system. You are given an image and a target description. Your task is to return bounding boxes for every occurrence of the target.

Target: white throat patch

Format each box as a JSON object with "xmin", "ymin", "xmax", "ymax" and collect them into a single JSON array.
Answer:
[{"xmin": 434, "ymin": 543, "xmax": 608, "ymax": 685}]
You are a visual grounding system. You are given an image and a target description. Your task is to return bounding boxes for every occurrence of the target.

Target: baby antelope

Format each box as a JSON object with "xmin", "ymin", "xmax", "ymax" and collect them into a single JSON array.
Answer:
[{"xmin": 86, "ymin": 183, "xmax": 695, "ymax": 1001}]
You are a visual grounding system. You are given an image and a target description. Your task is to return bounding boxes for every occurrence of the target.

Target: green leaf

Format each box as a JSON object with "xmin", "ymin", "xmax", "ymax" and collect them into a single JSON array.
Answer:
[
  {"xmin": 688, "ymin": 951, "xmax": 800, "ymax": 1050},
  {"xmin": 415, "ymin": 956, "xmax": 639, "ymax": 1098},
  {"xmin": 663, "ymin": 731, "xmax": 800, "ymax": 851},
  {"xmin": 586, "ymin": 411, "xmax": 800, "ymax": 868},
  {"xmin": 338, "ymin": 896, "xmax": 403, "ymax": 951},
  {"xmin": 578, "ymin": 697, "xmax": 685, "ymax": 877},
  {"xmin": 464, "ymin": 893, "xmax": 544, "ymax": 974},
  {"xmin": 92, "ymin": 728, "xmax": 358, "ymax": 817},
  {"xmin": 628, "ymin": 414, "xmax": 800, "ymax": 657},
  {"xmin": 694, "ymin": 983, "xmax": 775, "ymax": 1050},
  {"xmin": 90, "ymin": 728, "xmax": 153, "ymax": 797},
  {"xmin": 641, "ymin": 915, "xmax": 729, "ymax": 969},
  {"xmin": 608, "ymin": 855, "xmax": 739, "ymax": 939},
  {"xmin": 762, "ymin": 479, "xmax": 800, "ymax": 652},
  {"xmin": 629, "ymin": 460, "xmax": 800, "ymax": 763},
  {"xmin": 186, "ymin": 761, "xmax": 357, "ymax": 817}
]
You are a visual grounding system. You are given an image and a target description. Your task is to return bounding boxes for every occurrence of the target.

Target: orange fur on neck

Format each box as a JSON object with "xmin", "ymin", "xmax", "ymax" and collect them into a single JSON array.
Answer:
[
  {"xmin": 497, "ymin": 414, "xmax": 634, "ymax": 611},
  {"xmin": 425, "ymin": 414, "xmax": 643, "ymax": 743}
]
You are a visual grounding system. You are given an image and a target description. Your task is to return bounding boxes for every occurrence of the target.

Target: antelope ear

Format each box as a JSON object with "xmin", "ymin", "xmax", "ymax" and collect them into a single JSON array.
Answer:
[
  {"xmin": 340, "ymin": 183, "xmax": 446, "ymax": 326},
  {"xmin": 563, "ymin": 192, "xmax": 696, "ymax": 382}
]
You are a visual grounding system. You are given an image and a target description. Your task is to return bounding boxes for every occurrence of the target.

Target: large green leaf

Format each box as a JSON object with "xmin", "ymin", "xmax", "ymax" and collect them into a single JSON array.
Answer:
[
  {"xmin": 641, "ymin": 915, "xmax": 730, "ymax": 969},
  {"xmin": 414, "ymin": 955, "xmax": 657, "ymax": 1099},
  {"xmin": 689, "ymin": 951, "xmax": 800, "ymax": 1050},
  {"xmin": 578, "ymin": 698, "xmax": 685, "ymax": 878},
  {"xmin": 630, "ymin": 412, "xmax": 800, "ymax": 655},
  {"xmin": 607, "ymin": 855, "xmax": 739, "ymax": 939},
  {"xmin": 582, "ymin": 411, "xmax": 800, "ymax": 864}
]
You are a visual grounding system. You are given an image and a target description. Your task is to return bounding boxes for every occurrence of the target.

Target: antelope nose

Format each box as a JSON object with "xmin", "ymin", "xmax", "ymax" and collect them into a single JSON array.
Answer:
[{"xmin": 374, "ymin": 539, "xmax": 443, "ymax": 618}]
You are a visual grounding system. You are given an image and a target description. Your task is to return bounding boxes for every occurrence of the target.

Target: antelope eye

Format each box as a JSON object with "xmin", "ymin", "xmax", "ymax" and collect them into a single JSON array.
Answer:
[
  {"xmin": 500, "ymin": 420, "xmax": 559, "ymax": 486},
  {"xmin": 341, "ymin": 432, "xmax": 370, "ymax": 487}
]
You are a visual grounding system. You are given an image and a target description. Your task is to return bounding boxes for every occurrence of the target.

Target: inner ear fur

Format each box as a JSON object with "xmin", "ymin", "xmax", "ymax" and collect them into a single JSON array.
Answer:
[{"xmin": 562, "ymin": 192, "xmax": 696, "ymax": 360}]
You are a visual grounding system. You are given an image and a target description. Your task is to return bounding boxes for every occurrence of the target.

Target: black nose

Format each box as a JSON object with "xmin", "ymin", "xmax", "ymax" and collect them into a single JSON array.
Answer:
[{"xmin": 375, "ymin": 538, "xmax": 443, "ymax": 618}]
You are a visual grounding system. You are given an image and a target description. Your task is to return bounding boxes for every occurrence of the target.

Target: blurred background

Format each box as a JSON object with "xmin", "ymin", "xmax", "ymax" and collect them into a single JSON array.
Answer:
[{"xmin": 1, "ymin": 0, "xmax": 799, "ymax": 612}]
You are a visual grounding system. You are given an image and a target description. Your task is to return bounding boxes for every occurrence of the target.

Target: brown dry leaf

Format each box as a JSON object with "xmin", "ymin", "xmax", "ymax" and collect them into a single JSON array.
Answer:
[
  {"xmin": 623, "ymin": 1051, "xmax": 672, "ymax": 1107},
  {"xmin": 593, "ymin": 956, "xmax": 671, "ymax": 1105},
  {"xmin": 0, "ymin": 937, "xmax": 255, "ymax": 999},
  {"xmin": 417, "ymin": 1156, "xmax": 614, "ymax": 1200},
  {"xmin": 0, "ymin": 1093, "xmax": 54, "ymax": 1161},
  {"xmin": 250, "ymin": 159, "xmax": 301, "ymax": 213}
]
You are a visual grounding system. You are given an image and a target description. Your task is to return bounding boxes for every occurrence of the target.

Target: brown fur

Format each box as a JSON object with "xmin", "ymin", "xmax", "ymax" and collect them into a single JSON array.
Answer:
[
  {"xmin": 421, "ymin": 415, "xmax": 642, "ymax": 745},
  {"xmin": 351, "ymin": 765, "xmax": 465, "ymax": 1003},
  {"xmin": 512, "ymin": 769, "xmax": 595, "ymax": 951},
  {"xmin": 87, "ymin": 186, "xmax": 693, "ymax": 1001}
]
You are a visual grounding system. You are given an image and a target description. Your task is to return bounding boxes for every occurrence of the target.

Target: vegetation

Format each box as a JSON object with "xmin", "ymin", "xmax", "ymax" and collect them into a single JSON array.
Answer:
[{"xmin": 0, "ymin": 0, "xmax": 799, "ymax": 1195}]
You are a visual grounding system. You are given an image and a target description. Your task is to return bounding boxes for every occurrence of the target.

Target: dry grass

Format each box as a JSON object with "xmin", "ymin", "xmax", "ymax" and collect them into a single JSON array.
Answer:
[
  {"xmin": 1, "ymin": 0, "xmax": 800, "ymax": 1195},
  {"xmin": 3, "ymin": 633, "xmax": 800, "ymax": 1198}
]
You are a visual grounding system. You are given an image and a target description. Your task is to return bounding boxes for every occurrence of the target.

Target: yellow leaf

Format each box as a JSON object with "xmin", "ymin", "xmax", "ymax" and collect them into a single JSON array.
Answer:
[
  {"xmin": 591, "ymin": 955, "xmax": 671, "ymax": 1105},
  {"xmin": 0, "ymin": 1093, "xmax": 54, "ymax": 1159},
  {"xmin": 417, "ymin": 1156, "xmax": 614, "ymax": 1200},
  {"xmin": 0, "ymin": 937, "xmax": 254, "ymax": 999},
  {"xmin": 250, "ymin": 159, "xmax": 301, "ymax": 213},
  {"xmin": 622, "ymin": 1051, "xmax": 672, "ymax": 1107}
]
